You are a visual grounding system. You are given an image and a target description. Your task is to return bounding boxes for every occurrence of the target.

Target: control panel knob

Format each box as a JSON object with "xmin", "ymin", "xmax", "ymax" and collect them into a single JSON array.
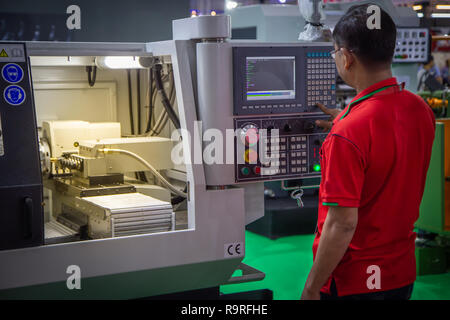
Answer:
[{"xmin": 240, "ymin": 123, "xmax": 259, "ymax": 146}]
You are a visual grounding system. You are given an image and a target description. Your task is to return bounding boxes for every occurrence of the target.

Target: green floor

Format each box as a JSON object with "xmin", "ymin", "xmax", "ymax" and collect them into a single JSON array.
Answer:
[{"xmin": 220, "ymin": 231, "xmax": 450, "ymax": 300}]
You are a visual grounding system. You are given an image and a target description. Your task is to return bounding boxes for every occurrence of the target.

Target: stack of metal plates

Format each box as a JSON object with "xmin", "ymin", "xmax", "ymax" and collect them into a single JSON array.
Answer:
[{"xmin": 80, "ymin": 193, "xmax": 175, "ymax": 238}]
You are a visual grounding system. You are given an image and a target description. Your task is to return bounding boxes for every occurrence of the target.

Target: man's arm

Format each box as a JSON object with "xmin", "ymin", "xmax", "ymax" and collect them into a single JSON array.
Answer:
[{"xmin": 301, "ymin": 206, "xmax": 358, "ymax": 300}]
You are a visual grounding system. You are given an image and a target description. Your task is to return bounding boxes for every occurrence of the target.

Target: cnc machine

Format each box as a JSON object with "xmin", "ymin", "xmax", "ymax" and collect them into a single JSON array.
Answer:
[{"xmin": 0, "ymin": 16, "xmax": 337, "ymax": 299}]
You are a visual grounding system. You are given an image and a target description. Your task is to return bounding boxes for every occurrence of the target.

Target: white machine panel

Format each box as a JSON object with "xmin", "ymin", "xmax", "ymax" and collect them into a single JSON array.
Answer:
[{"xmin": 394, "ymin": 27, "xmax": 430, "ymax": 63}]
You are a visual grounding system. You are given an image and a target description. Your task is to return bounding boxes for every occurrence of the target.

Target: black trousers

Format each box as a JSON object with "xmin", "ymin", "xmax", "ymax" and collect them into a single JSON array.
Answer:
[{"xmin": 320, "ymin": 279, "xmax": 414, "ymax": 300}]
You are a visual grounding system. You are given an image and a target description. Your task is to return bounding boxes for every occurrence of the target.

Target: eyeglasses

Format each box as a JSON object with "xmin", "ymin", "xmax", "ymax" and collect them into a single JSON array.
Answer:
[
  {"xmin": 330, "ymin": 48, "xmax": 353, "ymax": 59},
  {"xmin": 330, "ymin": 48, "xmax": 341, "ymax": 59}
]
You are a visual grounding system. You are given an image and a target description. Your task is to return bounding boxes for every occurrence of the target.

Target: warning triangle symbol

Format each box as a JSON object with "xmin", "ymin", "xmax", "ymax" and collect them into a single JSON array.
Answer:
[{"xmin": 0, "ymin": 49, "xmax": 8, "ymax": 57}]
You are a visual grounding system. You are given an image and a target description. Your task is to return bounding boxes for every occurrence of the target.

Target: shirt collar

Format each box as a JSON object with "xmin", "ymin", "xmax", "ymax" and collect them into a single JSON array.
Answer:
[
  {"xmin": 332, "ymin": 77, "xmax": 398, "ymax": 125},
  {"xmin": 349, "ymin": 77, "xmax": 398, "ymax": 106}
]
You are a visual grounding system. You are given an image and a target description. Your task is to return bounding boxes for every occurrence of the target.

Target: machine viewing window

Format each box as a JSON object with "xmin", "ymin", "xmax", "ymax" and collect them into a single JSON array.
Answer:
[{"xmin": 245, "ymin": 56, "xmax": 296, "ymax": 101}]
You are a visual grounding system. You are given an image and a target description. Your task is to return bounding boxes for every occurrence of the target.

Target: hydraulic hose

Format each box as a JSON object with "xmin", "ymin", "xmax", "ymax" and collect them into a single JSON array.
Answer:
[
  {"xmin": 99, "ymin": 148, "xmax": 187, "ymax": 198},
  {"xmin": 153, "ymin": 64, "xmax": 181, "ymax": 130}
]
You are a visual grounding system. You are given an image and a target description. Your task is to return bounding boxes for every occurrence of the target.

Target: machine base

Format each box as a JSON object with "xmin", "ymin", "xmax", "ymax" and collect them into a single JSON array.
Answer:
[{"xmin": 246, "ymin": 195, "xmax": 318, "ymax": 239}]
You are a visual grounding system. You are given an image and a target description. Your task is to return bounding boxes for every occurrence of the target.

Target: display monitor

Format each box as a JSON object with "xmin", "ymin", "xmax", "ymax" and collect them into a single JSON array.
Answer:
[{"xmin": 245, "ymin": 56, "xmax": 296, "ymax": 101}]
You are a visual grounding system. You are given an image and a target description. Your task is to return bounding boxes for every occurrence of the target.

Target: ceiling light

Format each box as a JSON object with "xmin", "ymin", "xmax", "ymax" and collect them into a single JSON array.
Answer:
[
  {"xmin": 436, "ymin": 4, "xmax": 450, "ymax": 10},
  {"xmin": 432, "ymin": 13, "xmax": 450, "ymax": 18},
  {"xmin": 226, "ymin": 1, "xmax": 238, "ymax": 10},
  {"xmin": 96, "ymin": 56, "xmax": 144, "ymax": 69}
]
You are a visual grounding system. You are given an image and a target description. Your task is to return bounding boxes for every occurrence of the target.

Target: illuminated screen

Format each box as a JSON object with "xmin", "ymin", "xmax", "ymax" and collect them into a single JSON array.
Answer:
[{"xmin": 245, "ymin": 56, "xmax": 296, "ymax": 101}]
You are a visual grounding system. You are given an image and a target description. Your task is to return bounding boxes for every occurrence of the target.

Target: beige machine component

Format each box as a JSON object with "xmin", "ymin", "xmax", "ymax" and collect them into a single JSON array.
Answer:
[
  {"xmin": 43, "ymin": 120, "xmax": 121, "ymax": 158},
  {"xmin": 74, "ymin": 137, "xmax": 174, "ymax": 177},
  {"xmin": 44, "ymin": 121, "xmax": 179, "ymax": 240},
  {"xmin": 70, "ymin": 193, "xmax": 175, "ymax": 238}
]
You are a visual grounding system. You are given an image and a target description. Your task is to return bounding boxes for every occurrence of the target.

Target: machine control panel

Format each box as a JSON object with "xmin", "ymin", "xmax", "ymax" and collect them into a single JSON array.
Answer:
[
  {"xmin": 233, "ymin": 46, "xmax": 336, "ymax": 116},
  {"xmin": 394, "ymin": 27, "xmax": 430, "ymax": 63},
  {"xmin": 235, "ymin": 115, "xmax": 328, "ymax": 183},
  {"xmin": 232, "ymin": 45, "xmax": 337, "ymax": 183}
]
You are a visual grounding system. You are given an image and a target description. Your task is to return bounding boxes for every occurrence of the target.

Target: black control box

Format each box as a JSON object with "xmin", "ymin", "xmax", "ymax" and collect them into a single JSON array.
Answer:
[{"xmin": 0, "ymin": 42, "xmax": 43, "ymax": 250}]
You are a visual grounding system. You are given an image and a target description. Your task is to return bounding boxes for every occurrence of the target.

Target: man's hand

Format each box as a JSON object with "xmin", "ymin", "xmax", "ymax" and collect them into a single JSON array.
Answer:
[
  {"xmin": 300, "ymin": 288, "xmax": 321, "ymax": 300},
  {"xmin": 315, "ymin": 103, "xmax": 342, "ymax": 132}
]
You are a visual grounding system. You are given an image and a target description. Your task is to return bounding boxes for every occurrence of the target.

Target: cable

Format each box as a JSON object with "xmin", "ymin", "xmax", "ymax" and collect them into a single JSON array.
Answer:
[
  {"xmin": 154, "ymin": 64, "xmax": 180, "ymax": 130},
  {"xmin": 171, "ymin": 186, "xmax": 188, "ymax": 205},
  {"xmin": 148, "ymin": 68, "xmax": 175, "ymax": 136},
  {"xmin": 152, "ymin": 74, "xmax": 175, "ymax": 136},
  {"xmin": 137, "ymin": 69, "xmax": 142, "ymax": 134},
  {"xmin": 145, "ymin": 70, "xmax": 167, "ymax": 136},
  {"xmin": 99, "ymin": 148, "xmax": 187, "ymax": 198},
  {"xmin": 127, "ymin": 69, "xmax": 135, "ymax": 135},
  {"xmin": 145, "ymin": 67, "xmax": 154, "ymax": 134},
  {"xmin": 156, "ymin": 71, "xmax": 176, "ymax": 135},
  {"xmin": 86, "ymin": 66, "xmax": 97, "ymax": 87}
]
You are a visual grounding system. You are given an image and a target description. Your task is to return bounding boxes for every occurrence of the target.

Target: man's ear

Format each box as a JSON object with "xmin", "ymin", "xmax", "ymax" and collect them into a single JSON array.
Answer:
[{"xmin": 342, "ymin": 48, "xmax": 354, "ymax": 70}]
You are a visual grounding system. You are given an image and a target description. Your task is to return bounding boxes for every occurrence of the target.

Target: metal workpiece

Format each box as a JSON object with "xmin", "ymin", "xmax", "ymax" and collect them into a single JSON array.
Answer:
[{"xmin": 58, "ymin": 154, "xmax": 84, "ymax": 172}]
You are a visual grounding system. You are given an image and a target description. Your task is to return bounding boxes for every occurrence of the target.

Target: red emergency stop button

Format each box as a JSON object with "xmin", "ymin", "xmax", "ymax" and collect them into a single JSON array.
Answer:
[{"xmin": 245, "ymin": 128, "xmax": 259, "ymax": 146}]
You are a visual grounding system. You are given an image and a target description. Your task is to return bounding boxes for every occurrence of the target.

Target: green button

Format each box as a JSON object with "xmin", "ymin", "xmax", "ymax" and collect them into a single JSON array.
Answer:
[
  {"xmin": 241, "ymin": 167, "xmax": 250, "ymax": 175},
  {"xmin": 313, "ymin": 164, "xmax": 321, "ymax": 172}
]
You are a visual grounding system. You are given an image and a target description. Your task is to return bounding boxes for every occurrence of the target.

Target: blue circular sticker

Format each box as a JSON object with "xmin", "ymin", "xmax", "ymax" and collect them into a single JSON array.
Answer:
[
  {"xmin": 2, "ymin": 63, "xmax": 24, "ymax": 84},
  {"xmin": 4, "ymin": 85, "xmax": 26, "ymax": 106}
]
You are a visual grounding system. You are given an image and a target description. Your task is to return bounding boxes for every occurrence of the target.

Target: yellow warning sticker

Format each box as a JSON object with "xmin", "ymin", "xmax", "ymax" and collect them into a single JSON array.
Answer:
[{"xmin": 0, "ymin": 49, "xmax": 8, "ymax": 58}]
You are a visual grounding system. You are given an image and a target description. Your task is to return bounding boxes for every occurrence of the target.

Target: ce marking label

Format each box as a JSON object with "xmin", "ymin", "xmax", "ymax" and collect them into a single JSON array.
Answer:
[{"xmin": 224, "ymin": 242, "xmax": 244, "ymax": 258}]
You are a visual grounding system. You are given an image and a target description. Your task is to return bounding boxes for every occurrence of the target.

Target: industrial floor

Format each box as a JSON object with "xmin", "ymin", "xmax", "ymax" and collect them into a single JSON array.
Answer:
[{"xmin": 220, "ymin": 231, "xmax": 450, "ymax": 300}]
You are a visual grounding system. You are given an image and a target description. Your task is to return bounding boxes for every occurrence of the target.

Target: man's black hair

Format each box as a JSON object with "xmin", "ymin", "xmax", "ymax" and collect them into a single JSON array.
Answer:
[{"xmin": 332, "ymin": 4, "xmax": 397, "ymax": 67}]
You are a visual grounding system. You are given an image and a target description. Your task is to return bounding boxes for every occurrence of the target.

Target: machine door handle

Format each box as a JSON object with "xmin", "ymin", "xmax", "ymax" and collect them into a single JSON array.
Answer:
[{"xmin": 23, "ymin": 197, "xmax": 33, "ymax": 239}]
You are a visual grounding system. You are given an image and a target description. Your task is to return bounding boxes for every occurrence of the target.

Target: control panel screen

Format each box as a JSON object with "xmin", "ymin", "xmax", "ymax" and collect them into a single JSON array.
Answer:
[
  {"xmin": 245, "ymin": 56, "xmax": 296, "ymax": 101},
  {"xmin": 233, "ymin": 45, "xmax": 335, "ymax": 116}
]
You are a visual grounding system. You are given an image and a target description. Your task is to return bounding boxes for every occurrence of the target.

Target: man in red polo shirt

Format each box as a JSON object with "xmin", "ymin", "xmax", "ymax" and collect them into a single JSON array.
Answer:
[{"xmin": 301, "ymin": 4, "xmax": 435, "ymax": 300}]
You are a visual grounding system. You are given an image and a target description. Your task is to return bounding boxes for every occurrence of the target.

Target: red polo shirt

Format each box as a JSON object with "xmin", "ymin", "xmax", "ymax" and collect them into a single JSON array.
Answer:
[{"xmin": 313, "ymin": 77, "xmax": 435, "ymax": 296}]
